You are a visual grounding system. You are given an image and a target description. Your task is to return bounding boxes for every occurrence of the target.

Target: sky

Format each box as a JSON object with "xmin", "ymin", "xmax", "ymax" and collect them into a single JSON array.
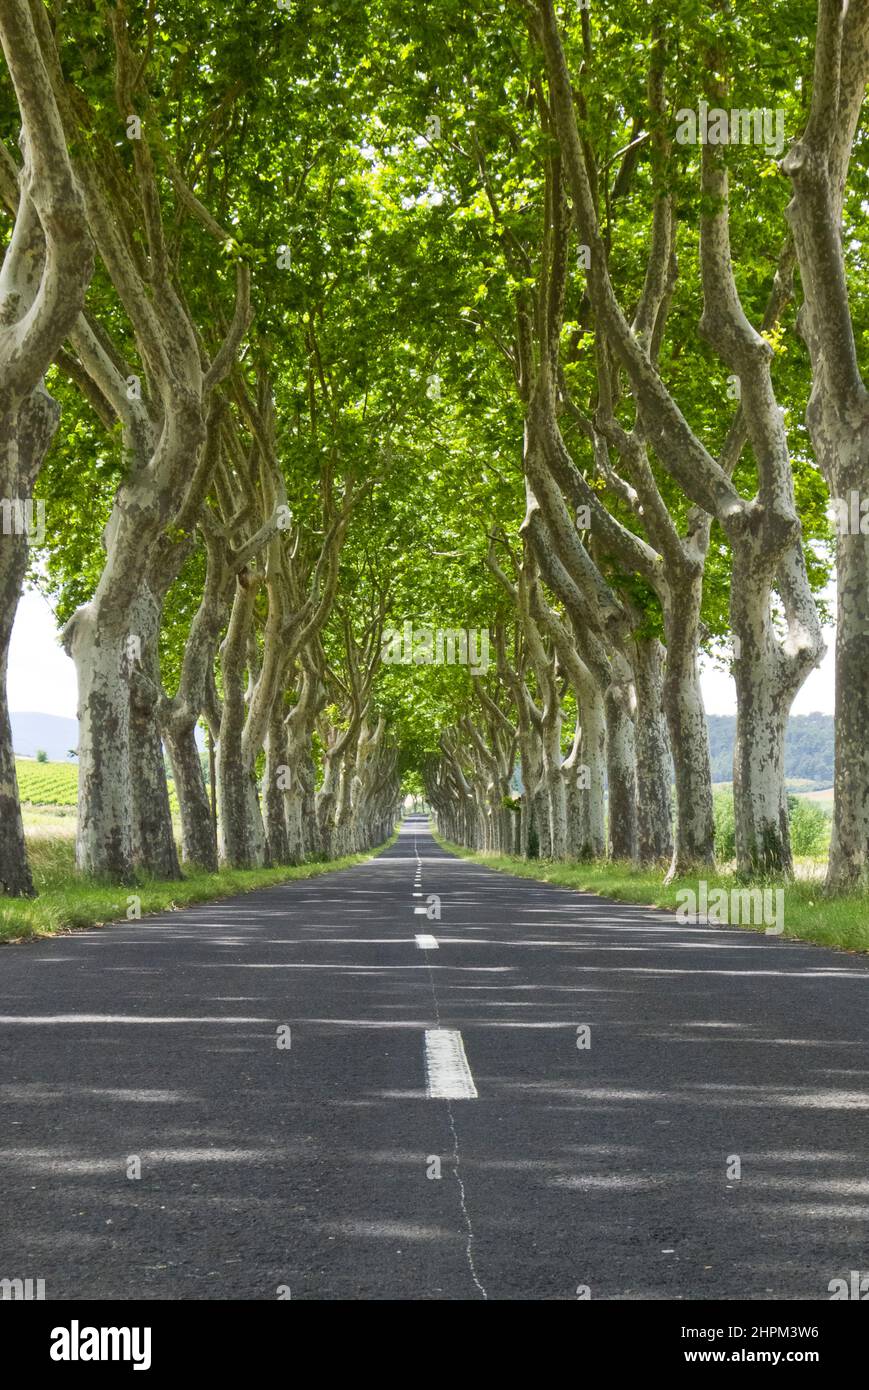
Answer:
[
  {"xmin": 9, "ymin": 589, "xmax": 79, "ymax": 718},
  {"xmin": 8, "ymin": 584, "xmax": 838, "ymax": 723}
]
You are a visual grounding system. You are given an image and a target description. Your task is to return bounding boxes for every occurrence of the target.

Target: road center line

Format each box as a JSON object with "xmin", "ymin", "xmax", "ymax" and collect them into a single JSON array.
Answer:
[{"xmin": 424, "ymin": 1028, "xmax": 478, "ymax": 1099}]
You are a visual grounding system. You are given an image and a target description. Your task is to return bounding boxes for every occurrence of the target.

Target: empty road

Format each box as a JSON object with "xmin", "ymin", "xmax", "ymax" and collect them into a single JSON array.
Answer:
[{"xmin": 1, "ymin": 818, "xmax": 867, "ymax": 1301}]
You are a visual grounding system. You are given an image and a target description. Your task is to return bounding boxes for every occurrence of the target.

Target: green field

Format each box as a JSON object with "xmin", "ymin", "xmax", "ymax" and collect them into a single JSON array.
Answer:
[{"xmin": 16, "ymin": 758, "xmax": 180, "ymax": 814}]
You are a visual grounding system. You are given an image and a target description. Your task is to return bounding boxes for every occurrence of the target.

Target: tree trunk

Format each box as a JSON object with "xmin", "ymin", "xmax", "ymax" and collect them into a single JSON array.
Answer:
[
  {"xmin": 731, "ymin": 572, "xmax": 791, "ymax": 876},
  {"xmin": 218, "ymin": 746, "xmax": 266, "ymax": 869},
  {"xmin": 729, "ymin": 540, "xmax": 812, "ymax": 877},
  {"xmin": 264, "ymin": 701, "xmax": 290, "ymax": 865},
  {"xmin": 826, "ymin": 522, "xmax": 869, "ymax": 890},
  {"xmin": 0, "ymin": 609, "xmax": 33, "ymax": 896},
  {"xmin": 632, "ymin": 637, "xmax": 673, "ymax": 865},
  {"xmin": 605, "ymin": 673, "xmax": 638, "ymax": 862},
  {"xmin": 663, "ymin": 586, "xmax": 716, "ymax": 879},
  {"xmin": 129, "ymin": 683, "xmax": 179, "ymax": 879},
  {"xmin": 0, "ymin": 393, "xmax": 59, "ymax": 896},
  {"xmin": 128, "ymin": 587, "xmax": 179, "ymax": 879},
  {"xmin": 572, "ymin": 671, "xmax": 606, "ymax": 859},
  {"xmin": 541, "ymin": 713, "xmax": 567, "ymax": 859},
  {"xmin": 65, "ymin": 612, "xmax": 135, "ymax": 881},
  {"xmin": 164, "ymin": 722, "xmax": 217, "ymax": 872}
]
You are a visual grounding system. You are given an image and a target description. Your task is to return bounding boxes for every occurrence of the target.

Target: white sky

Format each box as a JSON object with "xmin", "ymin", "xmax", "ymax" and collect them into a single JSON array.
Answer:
[
  {"xmin": 8, "ymin": 585, "xmax": 837, "ymax": 721},
  {"xmin": 700, "ymin": 634, "xmax": 835, "ymax": 716},
  {"xmin": 9, "ymin": 589, "xmax": 79, "ymax": 718}
]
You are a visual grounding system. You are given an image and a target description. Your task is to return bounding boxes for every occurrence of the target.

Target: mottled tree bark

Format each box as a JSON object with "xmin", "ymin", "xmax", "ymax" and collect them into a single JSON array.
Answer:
[
  {"xmin": 0, "ymin": 392, "xmax": 59, "ymax": 895},
  {"xmin": 0, "ymin": 3, "xmax": 92, "ymax": 894},
  {"xmin": 536, "ymin": 0, "xmax": 823, "ymax": 875},
  {"xmin": 784, "ymin": 0, "xmax": 869, "ymax": 889},
  {"xmin": 632, "ymin": 636, "xmax": 673, "ymax": 865}
]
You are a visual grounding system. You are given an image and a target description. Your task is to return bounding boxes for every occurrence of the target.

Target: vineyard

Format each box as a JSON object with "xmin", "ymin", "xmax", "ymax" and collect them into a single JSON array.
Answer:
[{"xmin": 17, "ymin": 760, "xmax": 180, "ymax": 814}]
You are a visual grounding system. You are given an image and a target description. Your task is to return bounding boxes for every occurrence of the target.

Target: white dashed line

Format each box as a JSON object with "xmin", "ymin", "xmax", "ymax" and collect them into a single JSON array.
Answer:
[
  {"xmin": 415, "ymin": 935, "xmax": 439, "ymax": 950},
  {"xmin": 424, "ymin": 1028, "xmax": 478, "ymax": 1099}
]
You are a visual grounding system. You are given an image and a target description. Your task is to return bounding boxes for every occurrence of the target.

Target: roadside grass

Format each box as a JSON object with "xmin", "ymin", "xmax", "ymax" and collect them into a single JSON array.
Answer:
[
  {"xmin": 0, "ymin": 831, "xmax": 397, "ymax": 944},
  {"xmin": 433, "ymin": 830, "xmax": 869, "ymax": 955}
]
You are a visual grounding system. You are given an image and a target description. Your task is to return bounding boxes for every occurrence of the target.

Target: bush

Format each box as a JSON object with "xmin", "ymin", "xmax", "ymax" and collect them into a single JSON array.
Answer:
[
  {"xmin": 714, "ymin": 788, "xmax": 829, "ymax": 862},
  {"xmin": 788, "ymin": 795, "xmax": 830, "ymax": 858},
  {"xmin": 35, "ymin": 749, "xmax": 48, "ymax": 763},
  {"xmin": 713, "ymin": 788, "xmax": 735, "ymax": 863}
]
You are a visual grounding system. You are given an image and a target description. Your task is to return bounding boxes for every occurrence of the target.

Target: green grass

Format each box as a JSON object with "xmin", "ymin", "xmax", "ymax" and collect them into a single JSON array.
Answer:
[
  {"xmin": 433, "ymin": 829, "xmax": 869, "ymax": 955},
  {"xmin": 0, "ymin": 831, "xmax": 397, "ymax": 944},
  {"xmin": 16, "ymin": 758, "xmax": 180, "ymax": 814}
]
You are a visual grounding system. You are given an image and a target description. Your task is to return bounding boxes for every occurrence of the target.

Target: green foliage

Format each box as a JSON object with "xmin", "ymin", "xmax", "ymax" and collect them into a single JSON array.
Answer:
[
  {"xmin": 0, "ymin": 0, "xmax": 856, "ymax": 852},
  {"xmin": 713, "ymin": 787, "xmax": 736, "ymax": 863},
  {"xmin": 787, "ymin": 796, "xmax": 831, "ymax": 858},
  {"xmin": 712, "ymin": 785, "xmax": 830, "ymax": 863}
]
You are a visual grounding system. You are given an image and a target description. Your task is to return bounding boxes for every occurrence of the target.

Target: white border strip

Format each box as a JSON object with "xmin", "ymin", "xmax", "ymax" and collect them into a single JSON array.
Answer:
[{"xmin": 424, "ymin": 1028, "xmax": 478, "ymax": 1099}]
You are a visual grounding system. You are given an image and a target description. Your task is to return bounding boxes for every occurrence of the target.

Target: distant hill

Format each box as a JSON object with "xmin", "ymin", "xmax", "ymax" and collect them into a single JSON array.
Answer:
[
  {"xmin": 707, "ymin": 713, "xmax": 834, "ymax": 785},
  {"xmin": 13, "ymin": 709, "xmax": 832, "ymax": 789},
  {"xmin": 11, "ymin": 711, "xmax": 78, "ymax": 762}
]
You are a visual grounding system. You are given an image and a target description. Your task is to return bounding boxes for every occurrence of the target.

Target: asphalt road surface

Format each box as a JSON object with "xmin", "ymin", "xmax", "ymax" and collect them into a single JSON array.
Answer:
[{"xmin": 1, "ymin": 818, "xmax": 867, "ymax": 1301}]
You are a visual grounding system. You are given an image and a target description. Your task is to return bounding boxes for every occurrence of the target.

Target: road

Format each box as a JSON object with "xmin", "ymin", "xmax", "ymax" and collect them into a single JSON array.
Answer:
[{"xmin": 1, "ymin": 817, "xmax": 867, "ymax": 1301}]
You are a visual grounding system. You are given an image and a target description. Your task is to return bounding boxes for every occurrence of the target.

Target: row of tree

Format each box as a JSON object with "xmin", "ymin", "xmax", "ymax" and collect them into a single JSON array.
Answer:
[
  {"xmin": 0, "ymin": 1, "xmax": 866, "ymax": 897},
  {"xmin": 417, "ymin": 0, "xmax": 867, "ymax": 891},
  {"xmin": 0, "ymin": 1, "xmax": 411, "ymax": 894}
]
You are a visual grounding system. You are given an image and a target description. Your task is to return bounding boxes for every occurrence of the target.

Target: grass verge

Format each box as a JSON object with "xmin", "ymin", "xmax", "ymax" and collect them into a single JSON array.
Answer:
[
  {"xmin": 433, "ymin": 829, "xmax": 869, "ymax": 955},
  {"xmin": 0, "ymin": 831, "xmax": 397, "ymax": 944}
]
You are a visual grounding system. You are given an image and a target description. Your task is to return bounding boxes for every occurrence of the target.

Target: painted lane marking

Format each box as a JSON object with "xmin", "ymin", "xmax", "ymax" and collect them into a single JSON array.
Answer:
[
  {"xmin": 413, "ymin": 906, "xmax": 427, "ymax": 915},
  {"xmin": 424, "ymin": 1029, "xmax": 478, "ymax": 1099},
  {"xmin": 415, "ymin": 935, "xmax": 439, "ymax": 950}
]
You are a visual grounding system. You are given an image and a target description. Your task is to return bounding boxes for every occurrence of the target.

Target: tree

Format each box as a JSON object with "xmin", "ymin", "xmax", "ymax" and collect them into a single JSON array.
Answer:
[
  {"xmin": 0, "ymin": 0, "xmax": 91, "ymax": 897},
  {"xmin": 783, "ymin": 0, "xmax": 869, "ymax": 890}
]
